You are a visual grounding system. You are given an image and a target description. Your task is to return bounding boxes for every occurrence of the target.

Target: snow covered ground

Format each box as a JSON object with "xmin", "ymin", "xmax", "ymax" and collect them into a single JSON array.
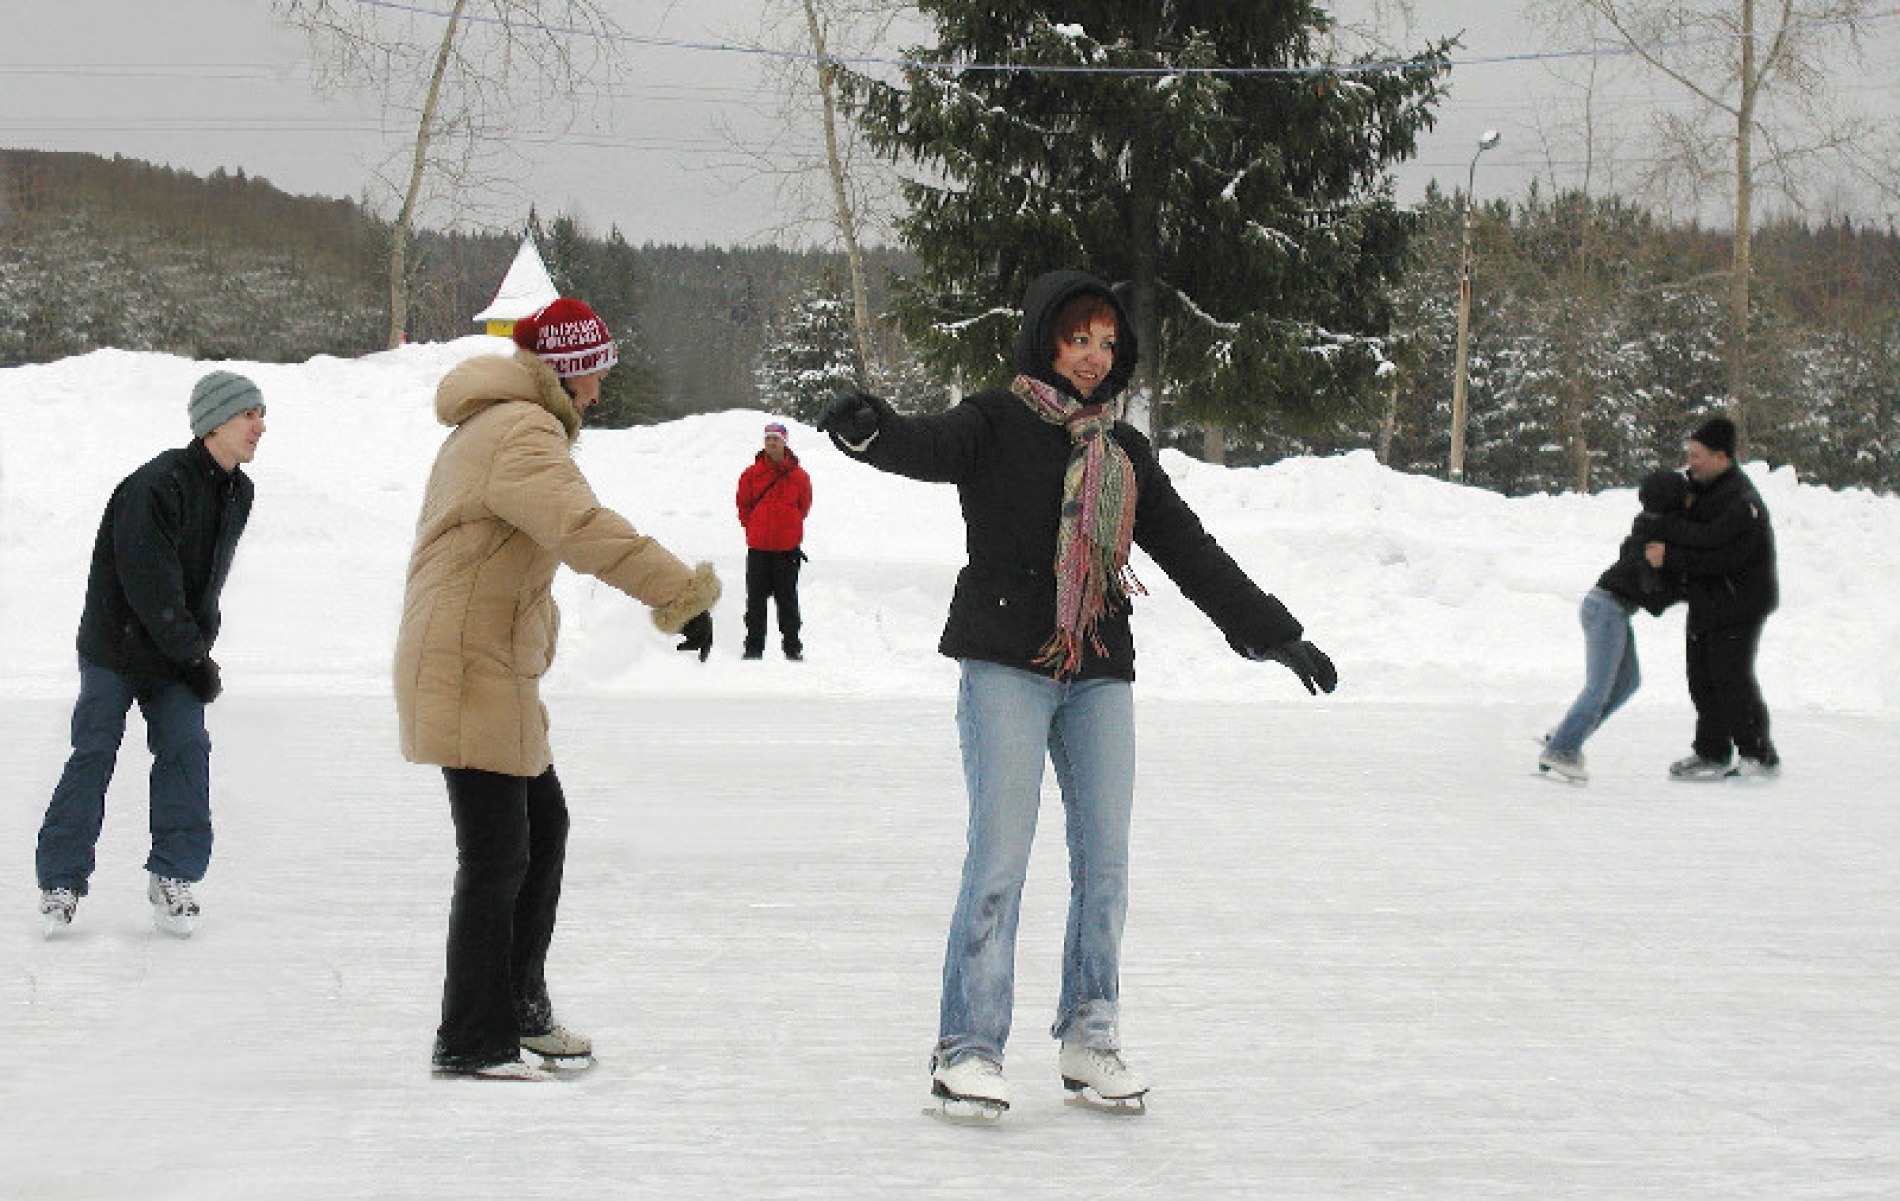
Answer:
[{"xmin": 3, "ymin": 341, "xmax": 1897, "ymax": 1198}]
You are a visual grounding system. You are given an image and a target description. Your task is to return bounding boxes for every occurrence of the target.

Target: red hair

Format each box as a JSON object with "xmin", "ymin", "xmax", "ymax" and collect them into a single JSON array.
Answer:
[{"xmin": 1050, "ymin": 293, "xmax": 1120, "ymax": 346}]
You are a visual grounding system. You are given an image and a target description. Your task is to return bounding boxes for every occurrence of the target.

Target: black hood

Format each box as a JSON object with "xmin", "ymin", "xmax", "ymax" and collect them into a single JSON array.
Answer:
[{"xmin": 1011, "ymin": 270, "xmax": 1139, "ymax": 405}]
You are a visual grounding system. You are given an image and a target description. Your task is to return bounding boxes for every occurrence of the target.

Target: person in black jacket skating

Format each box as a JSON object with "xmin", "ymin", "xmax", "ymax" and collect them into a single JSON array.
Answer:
[
  {"xmin": 818, "ymin": 270, "xmax": 1335, "ymax": 1115},
  {"xmin": 1646, "ymin": 416, "xmax": 1781, "ymax": 780},
  {"xmin": 1537, "ymin": 469, "xmax": 1692, "ymax": 783},
  {"xmin": 35, "ymin": 371, "xmax": 265, "ymax": 938}
]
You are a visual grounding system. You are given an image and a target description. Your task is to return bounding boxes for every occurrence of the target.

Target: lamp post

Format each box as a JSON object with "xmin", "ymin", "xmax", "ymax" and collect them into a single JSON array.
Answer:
[{"xmin": 1449, "ymin": 129, "xmax": 1501, "ymax": 484}]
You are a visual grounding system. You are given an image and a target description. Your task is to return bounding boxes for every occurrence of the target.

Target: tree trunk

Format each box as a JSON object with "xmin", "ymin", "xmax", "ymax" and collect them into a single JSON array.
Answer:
[
  {"xmin": 802, "ymin": 0, "xmax": 877, "ymax": 389},
  {"xmin": 1727, "ymin": 0, "xmax": 1757, "ymax": 452},
  {"xmin": 1376, "ymin": 372, "xmax": 1399, "ymax": 465},
  {"xmin": 1118, "ymin": 13, "xmax": 1164, "ymax": 439},
  {"xmin": 1122, "ymin": 140, "xmax": 1162, "ymax": 437},
  {"xmin": 388, "ymin": 0, "xmax": 468, "ymax": 350},
  {"xmin": 1124, "ymin": 244, "xmax": 1162, "ymax": 439},
  {"xmin": 1563, "ymin": 198, "xmax": 1599, "ymax": 493},
  {"xmin": 1558, "ymin": 331, "xmax": 1592, "ymax": 492}
]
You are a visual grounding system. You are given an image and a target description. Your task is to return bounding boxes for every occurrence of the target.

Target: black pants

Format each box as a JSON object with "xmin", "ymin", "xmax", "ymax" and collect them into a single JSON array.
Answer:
[
  {"xmin": 1687, "ymin": 619, "xmax": 1774, "ymax": 762},
  {"xmin": 435, "ymin": 765, "xmax": 569, "ymax": 1070},
  {"xmin": 744, "ymin": 548, "xmax": 803, "ymax": 655}
]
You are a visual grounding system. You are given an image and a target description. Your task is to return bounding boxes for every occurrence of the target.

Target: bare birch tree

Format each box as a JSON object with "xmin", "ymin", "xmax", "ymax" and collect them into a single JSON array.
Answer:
[
  {"xmin": 1320, "ymin": 1, "xmax": 1423, "ymax": 57},
  {"xmin": 273, "ymin": 0, "xmax": 621, "ymax": 348},
  {"xmin": 1528, "ymin": 0, "xmax": 1880, "ymax": 450},
  {"xmin": 730, "ymin": 0, "xmax": 909, "ymax": 388},
  {"xmin": 1519, "ymin": 53, "xmax": 1631, "ymax": 491}
]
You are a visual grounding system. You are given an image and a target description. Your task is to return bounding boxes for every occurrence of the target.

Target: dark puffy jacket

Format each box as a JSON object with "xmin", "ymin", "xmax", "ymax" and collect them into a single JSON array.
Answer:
[
  {"xmin": 834, "ymin": 271, "xmax": 1302, "ymax": 680},
  {"xmin": 75, "ymin": 439, "xmax": 253, "ymax": 681},
  {"xmin": 1596, "ymin": 522, "xmax": 1681, "ymax": 616},
  {"xmin": 1653, "ymin": 465, "xmax": 1778, "ymax": 630}
]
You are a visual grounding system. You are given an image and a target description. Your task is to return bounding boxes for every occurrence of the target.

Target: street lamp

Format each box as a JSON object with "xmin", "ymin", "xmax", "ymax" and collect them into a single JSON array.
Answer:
[{"xmin": 1449, "ymin": 129, "xmax": 1501, "ymax": 484}]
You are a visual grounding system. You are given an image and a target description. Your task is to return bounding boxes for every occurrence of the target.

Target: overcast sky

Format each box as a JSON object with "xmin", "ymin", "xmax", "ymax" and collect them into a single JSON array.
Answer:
[{"xmin": 4, "ymin": 0, "xmax": 1895, "ymax": 246}]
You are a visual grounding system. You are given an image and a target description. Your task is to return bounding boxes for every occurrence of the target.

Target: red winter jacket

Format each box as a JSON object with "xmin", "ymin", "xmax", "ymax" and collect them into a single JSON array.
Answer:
[{"xmin": 736, "ymin": 450, "xmax": 813, "ymax": 552}]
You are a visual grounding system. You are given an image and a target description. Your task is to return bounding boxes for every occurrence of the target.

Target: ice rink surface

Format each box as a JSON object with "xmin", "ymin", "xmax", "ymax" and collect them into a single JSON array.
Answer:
[
  {"xmin": 6, "ymin": 693, "xmax": 1894, "ymax": 1200},
  {"xmin": 7, "ymin": 342, "xmax": 1897, "ymax": 1195}
]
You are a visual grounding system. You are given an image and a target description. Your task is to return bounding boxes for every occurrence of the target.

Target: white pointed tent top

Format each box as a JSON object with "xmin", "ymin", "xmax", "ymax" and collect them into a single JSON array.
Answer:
[{"xmin": 472, "ymin": 235, "xmax": 560, "ymax": 324}]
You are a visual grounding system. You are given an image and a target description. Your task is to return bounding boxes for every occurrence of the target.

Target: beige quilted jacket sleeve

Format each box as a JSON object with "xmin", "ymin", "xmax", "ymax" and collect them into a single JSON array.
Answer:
[{"xmin": 484, "ymin": 406, "xmax": 719, "ymax": 629}]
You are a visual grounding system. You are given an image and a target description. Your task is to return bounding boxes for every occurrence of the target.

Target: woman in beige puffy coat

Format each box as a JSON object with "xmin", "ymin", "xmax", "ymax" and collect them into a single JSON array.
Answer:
[{"xmin": 395, "ymin": 298, "xmax": 720, "ymax": 1080}]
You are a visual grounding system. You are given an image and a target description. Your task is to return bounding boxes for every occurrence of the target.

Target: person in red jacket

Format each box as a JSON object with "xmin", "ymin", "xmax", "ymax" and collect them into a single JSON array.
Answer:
[{"xmin": 736, "ymin": 422, "xmax": 813, "ymax": 659}]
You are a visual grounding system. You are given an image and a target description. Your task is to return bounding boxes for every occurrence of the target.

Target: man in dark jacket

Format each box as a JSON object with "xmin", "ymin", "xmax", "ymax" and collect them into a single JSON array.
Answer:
[
  {"xmin": 736, "ymin": 421, "xmax": 813, "ymax": 660},
  {"xmin": 36, "ymin": 371, "xmax": 265, "ymax": 937},
  {"xmin": 1646, "ymin": 416, "xmax": 1780, "ymax": 780}
]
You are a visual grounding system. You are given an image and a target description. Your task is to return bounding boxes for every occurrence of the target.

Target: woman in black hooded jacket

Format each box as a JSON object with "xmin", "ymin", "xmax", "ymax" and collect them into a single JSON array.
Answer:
[{"xmin": 818, "ymin": 270, "xmax": 1335, "ymax": 1116}]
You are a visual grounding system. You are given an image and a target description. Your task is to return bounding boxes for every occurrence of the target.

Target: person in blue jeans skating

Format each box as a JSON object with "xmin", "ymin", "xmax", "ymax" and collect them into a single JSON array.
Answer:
[
  {"xmin": 35, "ymin": 371, "xmax": 266, "ymax": 937},
  {"xmin": 818, "ymin": 270, "xmax": 1336, "ymax": 1118},
  {"xmin": 1538, "ymin": 469, "xmax": 1694, "ymax": 783}
]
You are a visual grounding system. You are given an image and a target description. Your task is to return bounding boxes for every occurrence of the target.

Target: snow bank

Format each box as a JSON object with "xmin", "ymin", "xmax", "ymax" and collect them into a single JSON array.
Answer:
[{"xmin": 4, "ymin": 340, "xmax": 1895, "ymax": 714}]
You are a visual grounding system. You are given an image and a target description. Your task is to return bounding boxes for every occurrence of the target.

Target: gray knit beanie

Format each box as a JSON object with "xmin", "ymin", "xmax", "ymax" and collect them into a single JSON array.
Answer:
[{"xmin": 189, "ymin": 371, "xmax": 265, "ymax": 438}]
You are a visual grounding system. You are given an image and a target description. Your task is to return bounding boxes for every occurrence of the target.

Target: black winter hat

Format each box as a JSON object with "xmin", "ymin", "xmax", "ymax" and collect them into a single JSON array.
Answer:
[
  {"xmin": 1690, "ymin": 415, "xmax": 1737, "ymax": 457},
  {"xmin": 1638, "ymin": 468, "xmax": 1688, "ymax": 513}
]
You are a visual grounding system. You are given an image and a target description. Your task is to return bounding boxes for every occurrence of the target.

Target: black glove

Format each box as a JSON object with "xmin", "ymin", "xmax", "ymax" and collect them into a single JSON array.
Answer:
[
  {"xmin": 1244, "ymin": 639, "xmax": 1337, "ymax": 696},
  {"xmin": 815, "ymin": 390, "xmax": 881, "ymax": 444},
  {"xmin": 181, "ymin": 656, "xmax": 223, "ymax": 704},
  {"xmin": 675, "ymin": 611, "xmax": 713, "ymax": 662}
]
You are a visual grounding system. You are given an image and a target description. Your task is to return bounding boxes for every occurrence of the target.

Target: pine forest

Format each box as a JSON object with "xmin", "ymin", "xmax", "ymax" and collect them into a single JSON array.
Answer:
[{"xmin": 1, "ymin": 147, "xmax": 1894, "ymax": 496}]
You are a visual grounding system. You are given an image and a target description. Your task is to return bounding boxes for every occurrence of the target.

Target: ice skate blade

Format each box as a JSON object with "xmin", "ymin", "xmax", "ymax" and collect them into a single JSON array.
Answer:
[
  {"xmin": 42, "ymin": 916, "xmax": 72, "ymax": 939},
  {"xmin": 151, "ymin": 911, "xmax": 195, "ymax": 939},
  {"xmin": 532, "ymin": 1052, "xmax": 596, "ymax": 1074},
  {"xmin": 926, "ymin": 1079, "xmax": 1008, "ymax": 1124},
  {"xmin": 923, "ymin": 1097, "xmax": 1007, "ymax": 1126},
  {"xmin": 1534, "ymin": 767, "xmax": 1587, "ymax": 786},
  {"xmin": 1063, "ymin": 1083, "xmax": 1148, "ymax": 1115},
  {"xmin": 431, "ymin": 1062, "xmax": 560, "ymax": 1082},
  {"xmin": 1669, "ymin": 763, "xmax": 1733, "ymax": 783}
]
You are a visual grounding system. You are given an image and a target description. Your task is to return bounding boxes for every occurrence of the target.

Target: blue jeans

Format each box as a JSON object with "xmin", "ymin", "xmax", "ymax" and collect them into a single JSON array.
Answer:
[
  {"xmin": 1548, "ymin": 587, "xmax": 1641, "ymax": 758},
  {"xmin": 938, "ymin": 659, "xmax": 1136, "ymax": 1066},
  {"xmin": 36, "ymin": 655, "xmax": 213, "ymax": 893}
]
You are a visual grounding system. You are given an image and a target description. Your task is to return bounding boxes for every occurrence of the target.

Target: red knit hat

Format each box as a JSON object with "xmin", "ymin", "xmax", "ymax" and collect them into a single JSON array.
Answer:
[{"xmin": 513, "ymin": 298, "xmax": 618, "ymax": 377}]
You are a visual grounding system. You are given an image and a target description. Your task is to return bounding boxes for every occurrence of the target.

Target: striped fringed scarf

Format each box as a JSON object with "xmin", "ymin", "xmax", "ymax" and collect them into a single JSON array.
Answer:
[{"xmin": 1011, "ymin": 374, "xmax": 1147, "ymax": 677}]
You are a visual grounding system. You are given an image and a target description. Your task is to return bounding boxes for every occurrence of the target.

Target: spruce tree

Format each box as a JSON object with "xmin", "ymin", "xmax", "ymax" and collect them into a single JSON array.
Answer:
[
  {"xmin": 846, "ymin": 3, "xmax": 1449, "ymax": 442},
  {"xmin": 539, "ymin": 213, "xmax": 665, "ymax": 428},
  {"xmin": 755, "ymin": 268, "xmax": 864, "ymax": 425}
]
